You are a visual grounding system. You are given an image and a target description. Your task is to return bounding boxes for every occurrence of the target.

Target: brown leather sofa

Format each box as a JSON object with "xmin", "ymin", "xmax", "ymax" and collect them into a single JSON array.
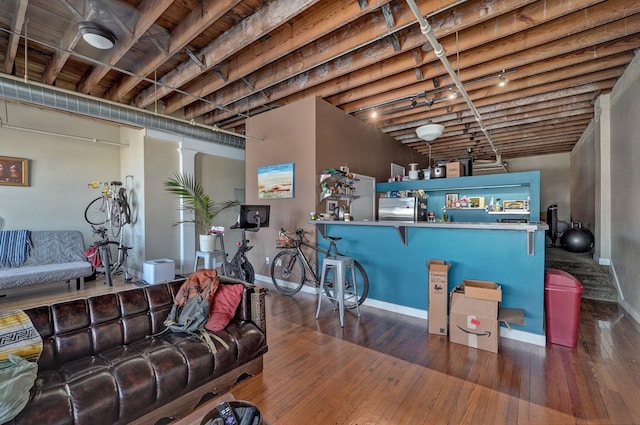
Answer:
[{"xmin": 8, "ymin": 277, "xmax": 268, "ymax": 425}]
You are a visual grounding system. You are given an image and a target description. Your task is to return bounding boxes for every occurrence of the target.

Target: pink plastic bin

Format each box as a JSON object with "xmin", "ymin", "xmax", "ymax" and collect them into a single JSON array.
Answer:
[{"xmin": 544, "ymin": 268, "xmax": 583, "ymax": 347}]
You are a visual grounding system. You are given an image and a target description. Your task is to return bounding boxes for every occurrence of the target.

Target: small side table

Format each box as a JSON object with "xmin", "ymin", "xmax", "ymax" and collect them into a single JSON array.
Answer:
[{"xmin": 193, "ymin": 250, "xmax": 225, "ymax": 272}]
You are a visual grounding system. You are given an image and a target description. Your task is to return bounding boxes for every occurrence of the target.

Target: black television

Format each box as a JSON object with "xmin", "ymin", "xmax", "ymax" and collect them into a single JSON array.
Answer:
[{"xmin": 238, "ymin": 205, "xmax": 271, "ymax": 229}]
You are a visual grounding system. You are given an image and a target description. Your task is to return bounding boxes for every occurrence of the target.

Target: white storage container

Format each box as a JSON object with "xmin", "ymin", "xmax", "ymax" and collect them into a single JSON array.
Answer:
[{"xmin": 143, "ymin": 259, "xmax": 175, "ymax": 284}]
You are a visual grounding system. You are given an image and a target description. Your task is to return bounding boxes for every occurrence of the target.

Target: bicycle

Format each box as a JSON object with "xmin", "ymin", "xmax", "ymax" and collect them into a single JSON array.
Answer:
[
  {"xmin": 87, "ymin": 225, "xmax": 132, "ymax": 286},
  {"xmin": 270, "ymin": 228, "xmax": 369, "ymax": 308},
  {"xmin": 85, "ymin": 180, "xmax": 131, "ymax": 238}
]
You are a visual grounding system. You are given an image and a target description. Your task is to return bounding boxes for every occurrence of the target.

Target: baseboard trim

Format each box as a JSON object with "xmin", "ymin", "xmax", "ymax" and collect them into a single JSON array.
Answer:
[{"xmin": 255, "ymin": 274, "xmax": 546, "ymax": 346}]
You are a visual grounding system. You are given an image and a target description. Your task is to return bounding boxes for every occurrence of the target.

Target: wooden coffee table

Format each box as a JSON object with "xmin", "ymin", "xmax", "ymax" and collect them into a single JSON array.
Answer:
[{"xmin": 172, "ymin": 393, "xmax": 270, "ymax": 425}]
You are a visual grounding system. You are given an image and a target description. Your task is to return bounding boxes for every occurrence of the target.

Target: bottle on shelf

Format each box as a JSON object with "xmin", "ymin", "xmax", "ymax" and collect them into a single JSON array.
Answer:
[{"xmin": 494, "ymin": 198, "xmax": 502, "ymax": 212}]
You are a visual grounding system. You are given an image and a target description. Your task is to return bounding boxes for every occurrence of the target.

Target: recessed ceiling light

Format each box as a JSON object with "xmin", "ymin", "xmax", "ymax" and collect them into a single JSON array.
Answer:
[{"xmin": 78, "ymin": 21, "xmax": 116, "ymax": 50}]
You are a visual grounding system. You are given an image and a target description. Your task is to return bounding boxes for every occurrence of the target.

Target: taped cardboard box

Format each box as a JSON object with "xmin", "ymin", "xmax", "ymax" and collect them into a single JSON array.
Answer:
[
  {"xmin": 449, "ymin": 284, "xmax": 524, "ymax": 353},
  {"xmin": 428, "ymin": 260, "xmax": 450, "ymax": 335}
]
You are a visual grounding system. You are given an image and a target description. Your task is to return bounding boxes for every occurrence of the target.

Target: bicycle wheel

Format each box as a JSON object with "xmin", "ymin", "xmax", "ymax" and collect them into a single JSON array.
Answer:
[
  {"xmin": 118, "ymin": 244, "xmax": 131, "ymax": 282},
  {"xmin": 98, "ymin": 243, "xmax": 113, "ymax": 287},
  {"xmin": 271, "ymin": 250, "xmax": 305, "ymax": 295},
  {"xmin": 85, "ymin": 197, "xmax": 107, "ymax": 225},
  {"xmin": 118, "ymin": 188, "xmax": 131, "ymax": 224},
  {"xmin": 110, "ymin": 199, "xmax": 123, "ymax": 238},
  {"xmin": 323, "ymin": 260, "xmax": 369, "ymax": 309},
  {"xmin": 95, "ymin": 242, "xmax": 119, "ymax": 276}
]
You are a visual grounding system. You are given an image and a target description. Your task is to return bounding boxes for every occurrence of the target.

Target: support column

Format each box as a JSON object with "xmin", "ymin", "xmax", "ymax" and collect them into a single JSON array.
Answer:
[
  {"xmin": 595, "ymin": 94, "xmax": 611, "ymax": 264},
  {"xmin": 178, "ymin": 148, "xmax": 198, "ymax": 274}
]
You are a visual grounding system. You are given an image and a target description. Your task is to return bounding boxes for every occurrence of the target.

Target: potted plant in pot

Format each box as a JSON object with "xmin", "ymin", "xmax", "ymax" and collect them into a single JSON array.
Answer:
[{"xmin": 163, "ymin": 172, "xmax": 239, "ymax": 252}]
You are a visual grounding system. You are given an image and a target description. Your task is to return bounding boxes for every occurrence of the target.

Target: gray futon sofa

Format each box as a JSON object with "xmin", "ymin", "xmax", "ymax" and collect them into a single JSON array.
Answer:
[{"xmin": 0, "ymin": 230, "xmax": 93, "ymax": 292}]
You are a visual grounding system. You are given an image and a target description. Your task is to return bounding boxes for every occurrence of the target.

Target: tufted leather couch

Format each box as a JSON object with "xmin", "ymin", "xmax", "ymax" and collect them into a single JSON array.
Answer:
[{"xmin": 8, "ymin": 277, "xmax": 268, "ymax": 425}]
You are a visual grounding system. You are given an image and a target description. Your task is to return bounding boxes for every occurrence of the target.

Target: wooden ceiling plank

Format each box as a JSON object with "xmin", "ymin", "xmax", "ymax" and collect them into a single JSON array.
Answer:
[
  {"xmin": 338, "ymin": 10, "xmax": 640, "ymax": 114},
  {"xmin": 401, "ymin": 117, "xmax": 593, "ymax": 148},
  {"xmin": 3, "ymin": 0, "xmax": 28, "ymax": 74},
  {"xmin": 389, "ymin": 100, "xmax": 595, "ymax": 138},
  {"xmin": 42, "ymin": 7, "xmax": 98, "ymax": 84},
  {"xmin": 168, "ymin": 0, "xmax": 395, "ymax": 116},
  {"xmin": 350, "ymin": 43, "xmax": 640, "ymax": 123},
  {"xmin": 77, "ymin": 0, "xmax": 173, "ymax": 94},
  {"xmin": 196, "ymin": 0, "xmax": 532, "ymax": 122},
  {"xmin": 375, "ymin": 53, "xmax": 631, "ymax": 124},
  {"xmin": 204, "ymin": 0, "xmax": 623, "ymax": 125},
  {"xmin": 106, "ymin": 0, "xmax": 243, "ymax": 102},
  {"xmin": 379, "ymin": 78, "xmax": 616, "ymax": 132},
  {"xmin": 343, "ymin": 70, "xmax": 616, "ymax": 131},
  {"xmin": 134, "ymin": 0, "xmax": 323, "ymax": 109}
]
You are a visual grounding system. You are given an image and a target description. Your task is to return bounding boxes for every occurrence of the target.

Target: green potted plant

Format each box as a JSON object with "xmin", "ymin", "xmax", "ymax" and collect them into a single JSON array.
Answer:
[{"xmin": 163, "ymin": 172, "xmax": 239, "ymax": 252}]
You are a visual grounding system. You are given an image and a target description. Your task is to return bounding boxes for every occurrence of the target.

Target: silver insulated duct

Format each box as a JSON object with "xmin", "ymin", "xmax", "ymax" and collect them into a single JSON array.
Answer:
[{"xmin": 0, "ymin": 74, "xmax": 245, "ymax": 149}]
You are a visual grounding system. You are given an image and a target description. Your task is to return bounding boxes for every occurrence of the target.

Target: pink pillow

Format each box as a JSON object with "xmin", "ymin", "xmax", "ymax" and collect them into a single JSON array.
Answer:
[{"xmin": 204, "ymin": 284, "xmax": 244, "ymax": 331}]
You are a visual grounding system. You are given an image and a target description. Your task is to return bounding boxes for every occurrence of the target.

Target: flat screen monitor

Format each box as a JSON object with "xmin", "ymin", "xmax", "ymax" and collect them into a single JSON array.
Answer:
[{"xmin": 239, "ymin": 205, "xmax": 271, "ymax": 229}]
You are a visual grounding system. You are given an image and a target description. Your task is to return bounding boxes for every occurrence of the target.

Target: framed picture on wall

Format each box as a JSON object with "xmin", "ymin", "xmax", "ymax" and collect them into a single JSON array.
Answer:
[
  {"xmin": 0, "ymin": 156, "xmax": 28, "ymax": 186},
  {"xmin": 445, "ymin": 193, "xmax": 459, "ymax": 208},
  {"xmin": 258, "ymin": 162, "xmax": 294, "ymax": 199}
]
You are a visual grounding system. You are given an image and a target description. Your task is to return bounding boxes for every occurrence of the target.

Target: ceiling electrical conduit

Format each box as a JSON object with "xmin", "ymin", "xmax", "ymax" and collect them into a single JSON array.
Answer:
[
  {"xmin": 405, "ymin": 0, "xmax": 506, "ymax": 171},
  {"xmin": 0, "ymin": 118, "xmax": 125, "ymax": 147}
]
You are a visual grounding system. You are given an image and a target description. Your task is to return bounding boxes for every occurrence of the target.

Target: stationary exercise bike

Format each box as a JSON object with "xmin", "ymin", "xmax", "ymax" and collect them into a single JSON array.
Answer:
[{"xmin": 216, "ymin": 205, "xmax": 270, "ymax": 284}]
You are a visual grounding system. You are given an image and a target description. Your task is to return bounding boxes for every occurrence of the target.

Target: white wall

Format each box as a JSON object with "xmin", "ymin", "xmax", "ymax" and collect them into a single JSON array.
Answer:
[
  {"xmin": 0, "ymin": 101, "xmax": 246, "ymax": 280},
  {"xmin": 0, "ymin": 101, "xmax": 121, "ymax": 246}
]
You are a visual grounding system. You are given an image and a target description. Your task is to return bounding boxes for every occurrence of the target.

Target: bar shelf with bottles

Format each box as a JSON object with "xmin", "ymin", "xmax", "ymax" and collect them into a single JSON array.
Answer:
[{"xmin": 377, "ymin": 171, "xmax": 539, "ymax": 223}]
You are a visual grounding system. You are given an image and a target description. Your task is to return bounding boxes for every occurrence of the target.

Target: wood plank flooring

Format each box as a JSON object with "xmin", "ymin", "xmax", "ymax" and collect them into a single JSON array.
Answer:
[
  {"xmin": 234, "ymin": 285, "xmax": 640, "ymax": 425},
  {"xmin": 3, "ymin": 276, "xmax": 640, "ymax": 424}
]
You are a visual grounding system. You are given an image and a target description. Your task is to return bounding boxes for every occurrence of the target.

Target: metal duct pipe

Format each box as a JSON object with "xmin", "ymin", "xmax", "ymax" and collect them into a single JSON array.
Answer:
[
  {"xmin": 405, "ymin": 0, "xmax": 506, "ymax": 172},
  {"xmin": 0, "ymin": 74, "xmax": 252, "ymax": 148}
]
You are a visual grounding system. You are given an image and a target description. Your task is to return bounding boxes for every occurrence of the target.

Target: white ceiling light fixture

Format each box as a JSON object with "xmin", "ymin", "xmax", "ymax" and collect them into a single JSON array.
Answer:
[
  {"xmin": 416, "ymin": 121, "xmax": 444, "ymax": 141},
  {"xmin": 416, "ymin": 101, "xmax": 444, "ymax": 141},
  {"xmin": 78, "ymin": 21, "xmax": 117, "ymax": 50}
]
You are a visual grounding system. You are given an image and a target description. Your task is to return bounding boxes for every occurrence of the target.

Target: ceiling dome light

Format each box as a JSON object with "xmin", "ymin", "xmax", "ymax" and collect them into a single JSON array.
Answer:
[
  {"xmin": 78, "ymin": 22, "xmax": 116, "ymax": 50},
  {"xmin": 416, "ymin": 121, "xmax": 444, "ymax": 141}
]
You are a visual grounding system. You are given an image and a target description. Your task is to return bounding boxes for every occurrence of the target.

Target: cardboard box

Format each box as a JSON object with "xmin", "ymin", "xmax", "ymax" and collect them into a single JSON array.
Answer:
[
  {"xmin": 446, "ymin": 161, "xmax": 462, "ymax": 178},
  {"xmin": 449, "ymin": 283, "xmax": 524, "ymax": 353},
  {"xmin": 428, "ymin": 260, "xmax": 450, "ymax": 335},
  {"xmin": 450, "ymin": 286, "xmax": 499, "ymax": 352},
  {"xmin": 463, "ymin": 279, "xmax": 502, "ymax": 302}
]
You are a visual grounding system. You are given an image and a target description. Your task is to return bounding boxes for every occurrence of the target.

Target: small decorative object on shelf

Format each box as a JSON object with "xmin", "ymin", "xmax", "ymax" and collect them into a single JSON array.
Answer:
[{"xmin": 319, "ymin": 167, "xmax": 359, "ymax": 202}]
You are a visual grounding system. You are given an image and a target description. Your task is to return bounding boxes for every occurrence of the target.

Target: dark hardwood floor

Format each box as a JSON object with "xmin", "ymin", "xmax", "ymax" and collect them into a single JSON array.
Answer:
[
  {"xmin": 232, "ymin": 283, "xmax": 640, "ymax": 425},
  {"xmin": 3, "ymin": 277, "xmax": 640, "ymax": 424}
]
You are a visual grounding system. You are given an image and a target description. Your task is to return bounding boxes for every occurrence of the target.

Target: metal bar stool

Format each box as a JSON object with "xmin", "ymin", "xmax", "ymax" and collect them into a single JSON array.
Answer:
[
  {"xmin": 194, "ymin": 234, "xmax": 225, "ymax": 272},
  {"xmin": 316, "ymin": 255, "xmax": 361, "ymax": 327}
]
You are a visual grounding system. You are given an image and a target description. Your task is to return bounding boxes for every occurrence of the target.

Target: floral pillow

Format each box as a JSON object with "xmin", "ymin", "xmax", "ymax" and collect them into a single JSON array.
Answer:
[{"xmin": 204, "ymin": 283, "xmax": 244, "ymax": 332}]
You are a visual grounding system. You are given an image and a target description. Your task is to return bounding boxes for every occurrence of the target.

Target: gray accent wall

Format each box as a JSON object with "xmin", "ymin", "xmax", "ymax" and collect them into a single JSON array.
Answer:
[{"xmin": 609, "ymin": 53, "xmax": 640, "ymax": 320}]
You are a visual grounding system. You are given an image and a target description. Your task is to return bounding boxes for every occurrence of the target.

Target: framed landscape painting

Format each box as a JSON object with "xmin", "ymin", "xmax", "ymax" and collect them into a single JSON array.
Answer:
[
  {"xmin": 258, "ymin": 162, "xmax": 294, "ymax": 199},
  {"xmin": 0, "ymin": 156, "xmax": 28, "ymax": 186}
]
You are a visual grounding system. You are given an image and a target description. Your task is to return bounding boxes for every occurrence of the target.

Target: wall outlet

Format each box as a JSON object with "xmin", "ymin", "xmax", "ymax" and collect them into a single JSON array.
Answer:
[{"xmin": 265, "ymin": 256, "xmax": 269, "ymax": 264}]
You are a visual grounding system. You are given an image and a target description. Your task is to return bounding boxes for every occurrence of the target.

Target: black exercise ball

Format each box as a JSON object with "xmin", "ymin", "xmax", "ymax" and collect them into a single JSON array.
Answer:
[{"xmin": 561, "ymin": 222, "xmax": 594, "ymax": 253}]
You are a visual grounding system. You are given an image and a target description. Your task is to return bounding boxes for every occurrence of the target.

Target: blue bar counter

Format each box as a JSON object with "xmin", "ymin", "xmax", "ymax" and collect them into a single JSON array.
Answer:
[
  {"xmin": 314, "ymin": 220, "xmax": 547, "ymax": 345},
  {"xmin": 313, "ymin": 171, "xmax": 548, "ymax": 346}
]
